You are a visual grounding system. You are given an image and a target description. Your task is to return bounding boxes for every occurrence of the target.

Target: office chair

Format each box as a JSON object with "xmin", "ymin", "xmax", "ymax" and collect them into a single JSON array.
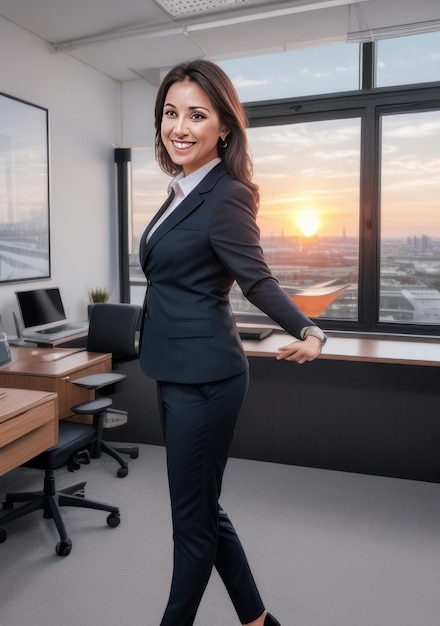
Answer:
[
  {"xmin": 71, "ymin": 303, "xmax": 142, "ymax": 478},
  {"xmin": 0, "ymin": 421, "xmax": 120, "ymax": 556}
]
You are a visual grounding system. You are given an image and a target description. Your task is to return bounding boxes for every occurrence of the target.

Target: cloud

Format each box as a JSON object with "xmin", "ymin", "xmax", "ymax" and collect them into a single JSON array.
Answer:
[
  {"xmin": 425, "ymin": 52, "xmax": 440, "ymax": 61},
  {"xmin": 386, "ymin": 119, "xmax": 440, "ymax": 139},
  {"xmin": 232, "ymin": 75, "xmax": 268, "ymax": 88},
  {"xmin": 314, "ymin": 150, "xmax": 360, "ymax": 160},
  {"xmin": 253, "ymin": 153, "xmax": 289, "ymax": 166}
]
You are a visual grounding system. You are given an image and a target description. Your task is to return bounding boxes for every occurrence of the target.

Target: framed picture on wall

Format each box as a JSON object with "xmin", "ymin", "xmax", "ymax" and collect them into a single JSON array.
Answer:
[{"xmin": 0, "ymin": 92, "xmax": 50, "ymax": 283}]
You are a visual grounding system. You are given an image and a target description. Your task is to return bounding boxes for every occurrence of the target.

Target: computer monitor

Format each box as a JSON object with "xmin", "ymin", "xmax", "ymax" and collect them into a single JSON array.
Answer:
[{"xmin": 16, "ymin": 288, "xmax": 66, "ymax": 329}]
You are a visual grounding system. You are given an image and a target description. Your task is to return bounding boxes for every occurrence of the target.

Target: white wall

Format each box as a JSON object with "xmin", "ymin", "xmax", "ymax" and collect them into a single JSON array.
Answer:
[
  {"xmin": 121, "ymin": 78, "xmax": 157, "ymax": 147},
  {"xmin": 0, "ymin": 17, "xmax": 120, "ymax": 336}
]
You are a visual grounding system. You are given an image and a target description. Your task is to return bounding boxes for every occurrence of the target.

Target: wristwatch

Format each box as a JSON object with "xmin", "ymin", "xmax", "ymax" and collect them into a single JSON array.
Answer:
[{"xmin": 303, "ymin": 326, "xmax": 328, "ymax": 346}]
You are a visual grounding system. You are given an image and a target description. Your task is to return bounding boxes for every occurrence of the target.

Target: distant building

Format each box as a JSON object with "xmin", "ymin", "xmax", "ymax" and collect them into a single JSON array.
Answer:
[
  {"xmin": 380, "ymin": 285, "xmax": 440, "ymax": 322},
  {"xmin": 410, "ymin": 235, "xmax": 431, "ymax": 251}
]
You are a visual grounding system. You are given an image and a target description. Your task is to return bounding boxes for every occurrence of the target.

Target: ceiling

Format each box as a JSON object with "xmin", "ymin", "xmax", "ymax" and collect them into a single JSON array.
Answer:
[{"xmin": 1, "ymin": 0, "xmax": 439, "ymax": 83}]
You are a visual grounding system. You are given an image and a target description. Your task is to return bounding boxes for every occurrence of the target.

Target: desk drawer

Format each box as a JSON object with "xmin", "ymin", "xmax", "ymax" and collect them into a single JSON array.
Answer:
[
  {"xmin": 0, "ymin": 360, "xmax": 111, "ymax": 419},
  {"xmin": 0, "ymin": 398, "xmax": 58, "ymax": 475}
]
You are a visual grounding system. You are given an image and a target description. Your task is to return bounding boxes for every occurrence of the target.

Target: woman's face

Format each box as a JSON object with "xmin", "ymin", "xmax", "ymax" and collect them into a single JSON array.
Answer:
[{"xmin": 161, "ymin": 78, "xmax": 228, "ymax": 176}]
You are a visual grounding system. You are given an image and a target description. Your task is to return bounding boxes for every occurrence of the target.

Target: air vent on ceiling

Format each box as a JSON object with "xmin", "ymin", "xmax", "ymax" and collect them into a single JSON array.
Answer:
[{"xmin": 154, "ymin": 0, "xmax": 267, "ymax": 20}]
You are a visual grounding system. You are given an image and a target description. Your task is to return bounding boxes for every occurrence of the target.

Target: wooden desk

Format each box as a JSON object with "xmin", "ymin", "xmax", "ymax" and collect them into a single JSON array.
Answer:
[
  {"xmin": 0, "ymin": 347, "xmax": 112, "ymax": 419},
  {"xmin": 242, "ymin": 330, "xmax": 440, "ymax": 367},
  {"xmin": 0, "ymin": 388, "xmax": 58, "ymax": 476}
]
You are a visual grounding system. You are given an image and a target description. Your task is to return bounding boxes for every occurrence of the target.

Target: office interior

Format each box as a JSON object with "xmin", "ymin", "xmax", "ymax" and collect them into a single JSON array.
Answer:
[{"xmin": 1, "ymin": 1, "xmax": 440, "ymax": 624}]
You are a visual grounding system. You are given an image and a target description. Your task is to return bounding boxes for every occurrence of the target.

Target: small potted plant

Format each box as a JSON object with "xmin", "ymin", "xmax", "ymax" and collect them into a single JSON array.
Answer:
[{"xmin": 88, "ymin": 287, "xmax": 111, "ymax": 303}]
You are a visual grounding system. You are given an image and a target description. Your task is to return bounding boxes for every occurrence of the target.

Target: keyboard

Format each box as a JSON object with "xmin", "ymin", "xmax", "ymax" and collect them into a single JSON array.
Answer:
[{"xmin": 35, "ymin": 323, "xmax": 84, "ymax": 335}]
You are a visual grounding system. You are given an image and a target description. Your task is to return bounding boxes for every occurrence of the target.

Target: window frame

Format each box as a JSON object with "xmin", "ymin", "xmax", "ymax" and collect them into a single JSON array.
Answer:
[
  {"xmin": 120, "ymin": 41, "xmax": 440, "ymax": 338},
  {"xmin": 243, "ymin": 81, "xmax": 440, "ymax": 336}
]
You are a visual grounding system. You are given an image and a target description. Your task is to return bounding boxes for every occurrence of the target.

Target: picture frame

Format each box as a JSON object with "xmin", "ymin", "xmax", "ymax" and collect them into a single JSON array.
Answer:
[{"xmin": 0, "ymin": 92, "xmax": 50, "ymax": 283}]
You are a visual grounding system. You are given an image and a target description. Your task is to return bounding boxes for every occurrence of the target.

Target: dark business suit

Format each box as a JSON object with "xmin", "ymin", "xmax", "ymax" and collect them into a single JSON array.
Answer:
[{"xmin": 139, "ymin": 162, "xmax": 314, "ymax": 625}]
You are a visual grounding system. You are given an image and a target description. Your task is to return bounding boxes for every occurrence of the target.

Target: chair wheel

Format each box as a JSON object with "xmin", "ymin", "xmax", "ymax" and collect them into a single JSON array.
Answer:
[
  {"xmin": 56, "ymin": 538, "xmax": 72, "ymax": 556},
  {"xmin": 76, "ymin": 450, "xmax": 91, "ymax": 465},
  {"xmin": 67, "ymin": 459, "xmax": 81, "ymax": 472},
  {"xmin": 117, "ymin": 466, "xmax": 129, "ymax": 478},
  {"xmin": 107, "ymin": 513, "xmax": 121, "ymax": 528},
  {"xmin": 129, "ymin": 451, "xmax": 139, "ymax": 459},
  {"xmin": 0, "ymin": 528, "xmax": 7, "ymax": 543}
]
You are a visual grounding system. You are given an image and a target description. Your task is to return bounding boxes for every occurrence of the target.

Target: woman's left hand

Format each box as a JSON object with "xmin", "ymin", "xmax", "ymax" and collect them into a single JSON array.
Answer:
[{"xmin": 276, "ymin": 335, "xmax": 322, "ymax": 364}]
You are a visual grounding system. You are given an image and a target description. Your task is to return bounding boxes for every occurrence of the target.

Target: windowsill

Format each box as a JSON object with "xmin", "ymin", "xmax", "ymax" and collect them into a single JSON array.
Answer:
[{"xmin": 241, "ymin": 328, "xmax": 440, "ymax": 367}]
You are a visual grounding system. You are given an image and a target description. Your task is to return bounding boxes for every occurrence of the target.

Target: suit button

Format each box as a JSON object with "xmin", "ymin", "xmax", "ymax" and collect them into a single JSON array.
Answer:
[{"xmin": 147, "ymin": 279, "xmax": 152, "ymax": 285}]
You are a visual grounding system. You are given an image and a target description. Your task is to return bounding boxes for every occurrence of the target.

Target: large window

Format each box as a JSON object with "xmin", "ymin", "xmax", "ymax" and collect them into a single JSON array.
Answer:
[
  {"xmin": 377, "ymin": 31, "xmax": 440, "ymax": 88},
  {"xmin": 231, "ymin": 118, "xmax": 361, "ymax": 321},
  {"xmin": 218, "ymin": 42, "xmax": 360, "ymax": 101},
  {"xmin": 379, "ymin": 109, "xmax": 440, "ymax": 325},
  {"xmin": 123, "ymin": 34, "xmax": 440, "ymax": 336}
]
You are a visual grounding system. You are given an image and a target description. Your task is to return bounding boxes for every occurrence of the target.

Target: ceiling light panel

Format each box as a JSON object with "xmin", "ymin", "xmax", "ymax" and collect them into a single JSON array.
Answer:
[{"xmin": 154, "ymin": 0, "xmax": 269, "ymax": 20}]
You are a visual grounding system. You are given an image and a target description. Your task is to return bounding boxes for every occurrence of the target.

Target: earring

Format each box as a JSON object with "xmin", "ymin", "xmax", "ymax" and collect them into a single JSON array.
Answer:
[{"xmin": 219, "ymin": 136, "xmax": 228, "ymax": 148}]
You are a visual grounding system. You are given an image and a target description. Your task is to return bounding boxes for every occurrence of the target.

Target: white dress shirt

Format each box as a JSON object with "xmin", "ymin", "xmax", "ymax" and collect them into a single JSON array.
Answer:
[{"xmin": 146, "ymin": 158, "xmax": 221, "ymax": 243}]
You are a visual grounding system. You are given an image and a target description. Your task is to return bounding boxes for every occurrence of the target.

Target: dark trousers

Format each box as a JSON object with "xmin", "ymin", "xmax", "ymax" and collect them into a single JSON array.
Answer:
[{"xmin": 157, "ymin": 370, "xmax": 265, "ymax": 626}]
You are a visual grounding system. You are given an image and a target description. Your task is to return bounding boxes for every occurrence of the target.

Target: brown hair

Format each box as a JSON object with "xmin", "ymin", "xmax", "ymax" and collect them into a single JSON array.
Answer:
[{"xmin": 154, "ymin": 59, "xmax": 259, "ymax": 208}]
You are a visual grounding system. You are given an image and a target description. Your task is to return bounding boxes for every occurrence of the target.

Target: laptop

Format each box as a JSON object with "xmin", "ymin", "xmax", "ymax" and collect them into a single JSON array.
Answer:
[
  {"xmin": 237, "ymin": 323, "xmax": 273, "ymax": 341},
  {"xmin": 16, "ymin": 287, "xmax": 89, "ymax": 342}
]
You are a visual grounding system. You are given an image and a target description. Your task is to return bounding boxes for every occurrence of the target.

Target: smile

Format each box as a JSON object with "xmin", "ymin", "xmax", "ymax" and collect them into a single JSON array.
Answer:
[{"xmin": 172, "ymin": 140, "xmax": 195, "ymax": 150}]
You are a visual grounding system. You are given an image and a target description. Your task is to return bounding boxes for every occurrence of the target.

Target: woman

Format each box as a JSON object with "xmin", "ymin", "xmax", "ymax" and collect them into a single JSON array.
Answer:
[{"xmin": 139, "ymin": 59, "xmax": 327, "ymax": 626}]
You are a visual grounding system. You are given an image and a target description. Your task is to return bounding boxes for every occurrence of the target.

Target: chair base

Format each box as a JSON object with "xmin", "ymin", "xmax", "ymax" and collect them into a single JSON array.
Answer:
[
  {"xmin": 91, "ymin": 437, "xmax": 139, "ymax": 478},
  {"xmin": 70, "ymin": 405, "xmax": 140, "ymax": 477},
  {"xmin": 0, "ymin": 469, "xmax": 120, "ymax": 556},
  {"xmin": 114, "ymin": 444, "xmax": 139, "ymax": 459}
]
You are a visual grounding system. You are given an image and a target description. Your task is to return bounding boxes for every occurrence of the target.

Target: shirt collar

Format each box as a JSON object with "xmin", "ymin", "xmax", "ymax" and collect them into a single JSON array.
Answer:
[{"xmin": 169, "ymin": 158, "xmax": 221, "ymax": 198}]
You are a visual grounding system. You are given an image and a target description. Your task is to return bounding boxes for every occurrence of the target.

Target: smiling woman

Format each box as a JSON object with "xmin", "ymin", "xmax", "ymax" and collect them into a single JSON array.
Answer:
[
  {"xmin": 160, "ymin": 78, "xmax": 229, "ymax": 176},
  {"xmin": 136, "ymin": 58, "xmax": 323, "ymax": 626}
]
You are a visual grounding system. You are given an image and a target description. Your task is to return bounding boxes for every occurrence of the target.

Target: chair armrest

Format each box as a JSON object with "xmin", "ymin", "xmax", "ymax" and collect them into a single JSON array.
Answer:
[
  {"xmin": 72, "ymin": 373, "xmax": 126, "ymax": 390},
  {"xmin": 71, "ymin": 397, "xmax": 113, "ymax": 415}
]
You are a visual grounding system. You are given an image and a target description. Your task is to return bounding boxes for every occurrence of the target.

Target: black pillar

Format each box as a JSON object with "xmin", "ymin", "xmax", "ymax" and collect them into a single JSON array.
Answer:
[{"xmin": 114, "ymin": 148, "xmax": 132, "ymax": 303}]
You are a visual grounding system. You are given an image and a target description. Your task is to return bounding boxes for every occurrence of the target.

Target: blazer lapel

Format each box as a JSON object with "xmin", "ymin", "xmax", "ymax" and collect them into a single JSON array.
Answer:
[
  {"xmin": 143, "ymin": 188, "xmax": 175, "ymax": 240},
  {"xmin": 140, "ymin": 162, "xmax": 228, "ymax": 267},
  {"xmin": 139, "ymin": 189, "xmax": 176, "ymax": 267},
  {"xmin": 143, "ymin": 190, "xmax": 203, "ymax": 257}
]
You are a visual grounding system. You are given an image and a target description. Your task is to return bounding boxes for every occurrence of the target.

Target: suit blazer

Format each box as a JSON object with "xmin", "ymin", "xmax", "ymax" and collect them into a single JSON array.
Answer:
[{"xmin": 138, "ymin": 162, "xmax": 314, "ymax": 384}]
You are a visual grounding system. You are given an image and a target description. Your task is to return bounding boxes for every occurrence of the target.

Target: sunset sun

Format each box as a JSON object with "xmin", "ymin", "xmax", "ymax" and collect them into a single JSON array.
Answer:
[{"xmin": 295, "ymin": 210, "xmax": 320, "ymax": 237}]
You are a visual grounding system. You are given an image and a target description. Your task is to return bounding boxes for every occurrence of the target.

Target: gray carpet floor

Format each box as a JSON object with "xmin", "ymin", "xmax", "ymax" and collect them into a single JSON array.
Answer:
[{"xmin": 1, "ymin": 443, "xmax": 440, "ymax": 626}]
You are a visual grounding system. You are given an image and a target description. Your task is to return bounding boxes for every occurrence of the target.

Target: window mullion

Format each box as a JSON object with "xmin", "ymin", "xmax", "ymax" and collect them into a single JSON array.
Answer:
[{"xmin": 359, "ymin": 103, "xmax": 380, "ymax": 329}]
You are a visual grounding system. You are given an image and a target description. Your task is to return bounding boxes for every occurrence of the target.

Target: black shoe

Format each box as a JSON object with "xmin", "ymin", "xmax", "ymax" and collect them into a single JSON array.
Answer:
[{"xmin": 264, "ymin": 613, "xmax": 281, "ymax": 626}]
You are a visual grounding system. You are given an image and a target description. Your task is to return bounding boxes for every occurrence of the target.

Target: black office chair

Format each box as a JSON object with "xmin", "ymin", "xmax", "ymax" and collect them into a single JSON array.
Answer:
[
  {"xmin": 71, "ymin": 303, "xmax": 142, "ymax": 478},
  {"xmin": 0, "ymin": 421, "xmax": 120, "ymax": 556}
]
